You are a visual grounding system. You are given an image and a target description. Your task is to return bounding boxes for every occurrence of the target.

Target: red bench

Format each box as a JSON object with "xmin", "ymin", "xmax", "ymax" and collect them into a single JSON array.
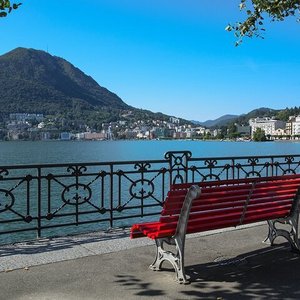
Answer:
[{"xmin": 130, "ymin": 174, "xmax": 300, "ymax": 283}]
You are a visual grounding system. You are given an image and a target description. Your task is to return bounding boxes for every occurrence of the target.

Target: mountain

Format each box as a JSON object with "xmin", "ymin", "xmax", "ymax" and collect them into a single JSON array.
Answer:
[
  {"xmin": 193, "ymin": 107, "xmax": 282, "ymax": 128},
  {"xmin": 0, "ymin": 47, "xmax": 130, "ymax": 115},
  {"xmin": 192, "ymin": 114, "xmax": 239, "ymax": 128},
  {"xmin": 0, "ymin": 47, "xmax": 192, "ymax": 127},
  {"xmin": 234, "ymin": 107, "xmax": 280, "ymax": 125}
]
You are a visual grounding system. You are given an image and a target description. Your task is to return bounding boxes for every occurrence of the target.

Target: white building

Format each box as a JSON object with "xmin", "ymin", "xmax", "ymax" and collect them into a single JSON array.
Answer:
[
  {"xmin": 169, "ymin": 117, "xmax": 180, "ymax": 124},
  {"xmin": 194, "ymin": 126, "xmax": 206, "ymax": 135},
  {"xmin": 213, "ymin": 129, "xmax": 221, "ymax": 137},
  {"xmin": 249, "ymin": 117, "xmax": 286, "ymax": 138},
  {"xmin": 292, "ymin": 116, "xmax": 300, "ymax": 136}
]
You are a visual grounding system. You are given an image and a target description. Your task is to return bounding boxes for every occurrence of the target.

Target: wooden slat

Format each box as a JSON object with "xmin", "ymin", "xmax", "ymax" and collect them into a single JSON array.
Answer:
[{"xmin": 171, "ymin": 174, "xmax": 300, "ymax": 190}]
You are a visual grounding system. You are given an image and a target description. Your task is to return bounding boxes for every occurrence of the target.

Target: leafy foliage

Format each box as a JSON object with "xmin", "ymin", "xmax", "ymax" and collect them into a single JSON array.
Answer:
[
  {"xmin": 235, "ymin": 107, "xmax": 280, "ymax": 125},
  {"xmin": 253, "ymin": 127, "xmax": 267, "ymax": 141},
  {"xmin": 275, "ymin": 106, "xmax": 300, "ymax": 121},
  {"xmin": 226, "ymin": 0, "xmax": 300, "ymax": 45},
  {"xmin": 0, "ymin": 0, "xmax": 21, "ymax": 17}
]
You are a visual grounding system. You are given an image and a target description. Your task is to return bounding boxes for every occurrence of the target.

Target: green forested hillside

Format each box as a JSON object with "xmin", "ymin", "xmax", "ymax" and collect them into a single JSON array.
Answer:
[{"xmin": 0, "ymin": 48, "xmax": 182, "ymax": 126}]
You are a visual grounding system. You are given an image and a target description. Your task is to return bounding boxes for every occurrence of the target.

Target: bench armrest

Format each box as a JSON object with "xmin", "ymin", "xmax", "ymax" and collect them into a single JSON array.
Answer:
[{"xmin": 175, "ymin": 185, "xmax": 201, "ymax": 239}]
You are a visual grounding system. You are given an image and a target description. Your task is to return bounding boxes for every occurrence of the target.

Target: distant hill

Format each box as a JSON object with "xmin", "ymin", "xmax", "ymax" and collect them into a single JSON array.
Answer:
[
  {"xmin": 192, "ymin": 114, "xmax": 238, "ymax": 128},
  {"xmin": 0, "ymin": 48, "xmax": 191, "ymax": 125},
  {"xmin": 0, "ymin": 47, "xmax": 130, "ymax": 115},
  {"xmin": 234, "ymin": 107, "xmax": 280, "ymax": 125},
  {"xmin": 193, "ymin": 107, "xmax": 283, "ymax": 128}
]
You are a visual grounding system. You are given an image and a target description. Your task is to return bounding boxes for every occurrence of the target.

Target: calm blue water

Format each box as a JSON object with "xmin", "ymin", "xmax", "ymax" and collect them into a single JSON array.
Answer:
[{"xmin": 1, "ymin": 140, "xmax": 300, "ymax": 165}]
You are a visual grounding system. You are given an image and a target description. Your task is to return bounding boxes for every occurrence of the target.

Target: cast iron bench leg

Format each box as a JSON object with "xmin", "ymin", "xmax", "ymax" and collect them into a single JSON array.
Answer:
[
  {"xmin": 149, "ymin": 236, "xmax": 188, "ymax": 284},
  {"xmin": 264, "ymin": 217, "xmax": 300, "ymax": 253},
  {"xmin": 149, "ymin": 185, "xmax": 201, "ymax": 284},
  {"xmin": 264, "ymin": 194, "xmax": 300, "ymax": 253}
]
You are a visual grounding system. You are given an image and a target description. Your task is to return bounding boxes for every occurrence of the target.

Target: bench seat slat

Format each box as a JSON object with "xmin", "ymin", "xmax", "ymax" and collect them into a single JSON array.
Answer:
[
  {"xmin": 162, "ymin": 193, "xmax": 294, "ymax": 215},
  {"xmin": 167, "ymin": 184, "xmax": 299, "ymax": 201},
  {"xmin": 164, "ymin": 190, "xmax": 296, "ymax": 205},
  {"xmin": 162, "ymin": 196, "xmax": 294, "ymax": 216},
  {"xmin": 164, "ymin": 193, "xmax": 294, "ymax": 210},
  {"xmin": 171, "ymin": 175, "xmax": 300, "ymax": 190},
  {"xmin": 159, "ymin": 202, "xmax": 291, "ymax": 224},
  {"xmin": 163, "ymin": 196, "xmax": 295, "ymax": 213},
  {"xmin": 170, "ymin": 184, "xmax": 300, "ymax": 200}
]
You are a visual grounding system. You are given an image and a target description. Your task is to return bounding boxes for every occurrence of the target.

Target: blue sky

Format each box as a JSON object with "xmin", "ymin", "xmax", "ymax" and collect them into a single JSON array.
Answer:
[{"xmin": 1, "ymin": 0, "xmax": 300, "ymax": 121}]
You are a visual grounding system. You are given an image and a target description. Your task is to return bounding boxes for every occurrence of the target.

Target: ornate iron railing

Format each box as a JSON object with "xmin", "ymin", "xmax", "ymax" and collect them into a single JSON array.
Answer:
[{"xmin": 0, "ymin": 150, "xmax": 300, "ymax": 243}]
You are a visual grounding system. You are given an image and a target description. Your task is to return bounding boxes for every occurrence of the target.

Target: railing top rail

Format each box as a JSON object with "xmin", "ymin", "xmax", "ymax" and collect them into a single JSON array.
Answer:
[
  {"xmin": 0, "ymin": 158, "xmax": 167, "ymax": 170},
  {"xmin": 189, "ymin": 153, "xmax": 300, "ymax": 161},
  {"xmin": 1, "ymin": 151, "xmax": 300, "ymax": 169}
]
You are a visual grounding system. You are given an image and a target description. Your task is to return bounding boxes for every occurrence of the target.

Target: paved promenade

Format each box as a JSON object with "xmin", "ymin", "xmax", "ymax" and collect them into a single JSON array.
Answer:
[{"xmin": 0, "ymin": 223, "xmax": 299, "ymax": 300}]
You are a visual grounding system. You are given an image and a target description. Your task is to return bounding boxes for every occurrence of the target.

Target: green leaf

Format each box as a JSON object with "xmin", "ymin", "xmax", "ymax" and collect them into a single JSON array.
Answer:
[
  {"xmin": 225, "ymin": 25, "xmax": 232, "ymax": 32},
  {"xmin": 13, "ymin": 3, "xmax": 21, "ymax": 9},
  {"xmin": 4, "ymin": 1, "xmax": 11, "ymax": 8}
]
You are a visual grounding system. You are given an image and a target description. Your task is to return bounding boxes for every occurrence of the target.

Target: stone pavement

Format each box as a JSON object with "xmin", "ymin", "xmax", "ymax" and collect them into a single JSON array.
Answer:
[{"xmin": 0, "ymin": 223, "xmax": 299, "ymax": 300}]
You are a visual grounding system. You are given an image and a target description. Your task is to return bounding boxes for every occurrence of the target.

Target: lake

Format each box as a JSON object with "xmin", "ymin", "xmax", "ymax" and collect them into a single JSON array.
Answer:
[
  {"xmin": 1, "ymin": 140, "xmax": 300, "ymax": 166},
  {"xmin": 1, "ymin": 140, "xmax": 300, "ymax": 244}
]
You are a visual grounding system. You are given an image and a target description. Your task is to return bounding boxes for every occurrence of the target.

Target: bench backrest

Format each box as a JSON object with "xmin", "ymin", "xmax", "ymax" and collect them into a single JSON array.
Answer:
[{"xmin": 159, "ymin": 174, "xmax": 300, "ymax": 235}]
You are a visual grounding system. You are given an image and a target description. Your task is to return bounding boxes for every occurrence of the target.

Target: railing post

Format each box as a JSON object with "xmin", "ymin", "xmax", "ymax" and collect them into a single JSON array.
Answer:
[
  {"xmin": 37, "ymin": 167, "xmax": 42, "ymax": 238},
  {"xmin": 232, "ymin": 158, "xmax": 235, "ymax": 180},
  {"xmin": 110, "ymin": 164, "xmax": 114, "ymax": 228}
]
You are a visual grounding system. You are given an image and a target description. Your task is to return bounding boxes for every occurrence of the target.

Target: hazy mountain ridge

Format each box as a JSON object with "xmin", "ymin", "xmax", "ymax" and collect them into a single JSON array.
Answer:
[
  {"xmin": 192, "ymin": 114, "xmax": 239, "ymax": 127},
  {"xmin": 194, "ymin": 107, "xmax": 283, "ymax": 128}
]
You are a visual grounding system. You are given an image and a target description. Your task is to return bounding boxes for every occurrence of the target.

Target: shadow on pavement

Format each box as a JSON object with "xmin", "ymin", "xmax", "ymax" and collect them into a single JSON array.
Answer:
[
  {"xmin": 0, "ymin": 228, "xmax": 128, "ymax": 257},
  {"xmin": 116, "ymin": 244, "xmax": 300, "ymax": 300}
]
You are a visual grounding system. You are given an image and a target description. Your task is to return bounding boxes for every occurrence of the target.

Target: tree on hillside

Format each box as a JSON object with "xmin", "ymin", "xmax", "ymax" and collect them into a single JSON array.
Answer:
[
  {"xmin": 227, "ymin": 123, "xmax": 240, "ymax": 139},
  {"xmin": 226, "ymin": 0, "xmax": 300, "ymax": 45},
  {"xmin": 0, "ymin": 1, "xmax": 21, "ymax": 18},
  {"xmin": 276, "ymin": 106, "xmax": 300, "ymax": 121}
]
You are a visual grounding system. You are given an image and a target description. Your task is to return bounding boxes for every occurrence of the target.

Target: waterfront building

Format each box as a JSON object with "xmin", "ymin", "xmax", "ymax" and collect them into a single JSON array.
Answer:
[
  {"xmin": 194, "ymin": 127, "xmax": 206, "ymax": 135},
  {"xmin": 292, "ymin": 116, "xmax": 300, "ymax": 136},
  {"xmin": 286, "ymin": 116, "xmax": 294, "ymax": 136},
  {"xmin": 75, "ymin": 132, "xmax": 85, "ymax": 140},
  {"xmin": 249, "ymin": 117, "xmax": 286, "ymax": 138},
  {"xmin": 272, "ymin": 128, "xmax": 287, "ymax": 139},
  {"xmin": 283, "ymin": 116, "xmax": 300, "ymax": 138},
  {"xmin": 84, "ymin": 132, "xmax": 106, "ymax": 140}
]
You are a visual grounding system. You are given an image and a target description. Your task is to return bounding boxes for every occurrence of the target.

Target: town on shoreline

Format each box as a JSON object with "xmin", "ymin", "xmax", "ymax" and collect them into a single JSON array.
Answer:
[{"xmin": 1, "ymin": 113, "xmax": 300, "ymax": 142}]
